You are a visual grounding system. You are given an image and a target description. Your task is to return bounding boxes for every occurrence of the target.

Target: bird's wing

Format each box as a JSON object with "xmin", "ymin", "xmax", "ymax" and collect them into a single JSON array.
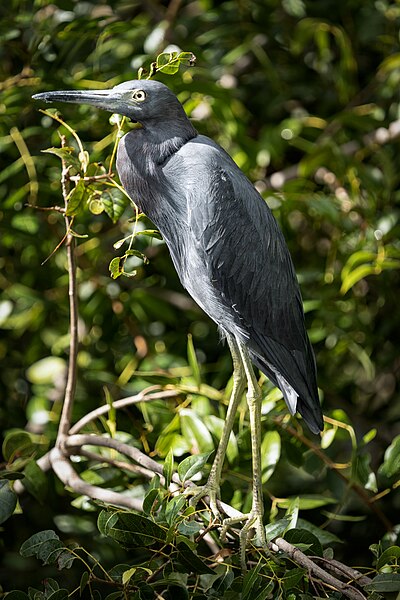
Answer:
[{"xmin": 182, "ymin": 143, "xmax": 322, "ymax": 432}]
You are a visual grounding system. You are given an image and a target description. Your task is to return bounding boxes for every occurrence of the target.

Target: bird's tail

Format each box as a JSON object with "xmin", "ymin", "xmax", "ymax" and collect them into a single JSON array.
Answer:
[{"xmin": 250, "ymin": 347, "xmax": 323, "ymax": 435}]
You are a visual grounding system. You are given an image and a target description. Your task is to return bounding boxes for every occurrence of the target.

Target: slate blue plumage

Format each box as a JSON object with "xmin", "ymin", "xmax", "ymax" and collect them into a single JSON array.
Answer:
[{"xmin": 33, "ymin": 79, "xmax": 323, "ymax": 563}]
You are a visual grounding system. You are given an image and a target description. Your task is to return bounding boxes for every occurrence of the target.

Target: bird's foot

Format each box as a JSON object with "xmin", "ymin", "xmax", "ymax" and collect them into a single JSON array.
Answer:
[
  {"xmin": 185, "ymin": 480, "xmax": 222, "ymax": 521},
  {"xmin": 221, "ymin": 510, "xmax": 270, "ymax": 570}
]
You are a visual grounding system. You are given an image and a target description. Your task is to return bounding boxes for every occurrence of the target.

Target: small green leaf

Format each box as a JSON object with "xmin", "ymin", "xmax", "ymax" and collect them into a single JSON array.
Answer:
[
  {"xmin": 142, "ymin": 488, "xmax": 160, "ymax": 515},
  {"xmin": 22, "ymin": 460, "xmax": 48, "ymax": 503},
  {"xmin": 282, "ymin": 567, "xmax": 307, "ymax": 591},
  {"xmin": 2, "ymin": 430, "xmax": 36, "ymax": 462},
  {"xmin": 0, "ymin": 480, "xmax": 18, "ymax": 524},
  {"xmin": 376, "ymin": 545, "xmax": 400, "ymax": 570},
  {"xmin": 80, "ymin": 571, "xmax": 89, "ymax": 595},
  {"xmin": 277, "ymin": 495, "xmax": 336, "ymax": 510},
  {"xmin": 177, "ymin": 519, "xmax": 203, "ymax": 536},
  {"xmin": 163, "ymin": 448, "xmax": 174, "ymax": 489},
  {"xmin": 98, "ymin": 510, "xmax": 167, "ymax": 548},
  {"xmin": 380, "ymin": 434, "xmax": 400, "ymax": 478},
  {"xmin": 180, "ymin": 410, "xmax": 214, "ymax": 454},
  {"xmin": 176, "ymin": 541, "xmax": 214, "ymax": 574},
  {"xmin": 65, "ymin": 179, "xmax": 88, "ymax": 217},
  {"xmin": 102, "ymin": 190, "xmax": 129, "ymax": 223},
  {"xmin": 20, "ymin": 530, "xmax": 60, "ymax": 557},
  {"xmin": 187, "ymin": 334, "xmax": 201, "ymax": 388},
  {"xmin": 365, "ymin": 573, "xmax": 400, "ymax": 593},
  {"xmin": 42, "ymin": 147, "xmax": 81, "ymax": 170},
  {"xmin": 261, "ymin": 431, "xmax": 281, "ymax": 483},
  {"xmin": 138, "ymin": 229, "xmax": 162, "ymax": 239},
  {"xmin": 178, "ymin": 452, "xmax": 212, "ymax": 483},
  {"xmin": 109, "ymin": 256, "xmax": 123, "ymax": 279},
  {"xmin": 285, "ymin": 528, "xmax": 323, "ymax": 557}
]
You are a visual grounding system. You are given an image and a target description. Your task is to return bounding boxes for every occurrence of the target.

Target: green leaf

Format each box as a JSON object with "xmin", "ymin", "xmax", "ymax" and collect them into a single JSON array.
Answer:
[
  {"xmin": 165, "ymin": 495, "xmax": 186, "ymax": 526},
  {"xmin": 265, "ymin": 517, "xmax": 292, "ymax": 542},
  {"xmin": 187, "ymin": 334, "xmax": 201, "ymax": 388},
  {"xmin": 97, "ymin": 511, "xmax": 119, "ymax": 536},
  {"xmin": 176, "ymin": 541, "xmax": 214, "ymax": 574},
  {"xmin": 42, "ymin": 147, "xmax": 81, "ymax": 170},
  {"xmin": 80, "ymin": 571, "xmax": 89, "ymax": 595},
  {"xmin": 65, "ymin": 179, "xmax": 88, "ymax": 217},
  {"xmin": 282, "ymin": 567, "xmax": 307, "ymax": 591},
  {"xmin": 242, "ymin": 562, "xmax": 262, "ymax": 599},
  {"xmin": 277, "ymin": 495, "xmax": 337, "ymax": 510},
  {"xmin": 2, "ymin": 592, "xmax": 29, "ymax": 600},
  {"xmin": 163, "ymin": 448, "xmax": 174, "ymax": 489},
  {"xmin": 177, "ymin": 519, "xmax": 203, "ymax": 536},
  {"xmin": 22, "ymin": 460, "xmax": 48, "ymax": 503},
  {"xmin": 296, "ymin": 518, "xmax": 342, "ymax": 545},
  {"xmin": 138, "ymin": 229, "xmax": 162, "ymax": 239},
  {"xmin": 261, "ymin": 431, "xmax": 281, "ymax": 483},
  {"xmin": 0, "ymin": 480, "xmax": 17, "ymax": 524},
  {"xmin": 365, "ymin": 573, "xmax": 400, "ymax": 593},
  {"xmin": 109, "ymin": 256, "xmax": 123, "ymax": 279},
  {"xmin": 203, "ymin": 415, "xmax": 238, "ymax": 464},
  {"xmin": 180, "ymin": 410, "xmax": 214, "ymax": 454},
  {"xmin": 142, "ymin": 488, "xmax": 160, "ymax": 515},
  {"xmin": 98, "ymin": 510, "xmax": 167, "ymax": 548},
  {"xmin": 284, "ymin": 528, "xmax": 323, "ymax": 557},
  {"xmin": 177, "ymin": 452, "xmax": 212, "ymax": 483},
  {"xmin": 102, "ymin": 190, "xmax": 129, "ymax": 223},
  {"xmin": 19, "ymin": 530, "xmax": 69, "ymax": 566},
  {"xmin": 2, "ymin": 430, "xmax": 36, "ymax": 462},
  {"xmin": 376, "ymin": 545, "xmax": 400, "ymax": 570},
  {"xmin": 379, "ymin": 434, "xmax": 400, "ymax": 478}
]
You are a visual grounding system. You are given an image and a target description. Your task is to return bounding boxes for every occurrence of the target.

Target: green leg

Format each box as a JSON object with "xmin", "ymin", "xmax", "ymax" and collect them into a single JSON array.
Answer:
[
  {"xmin": 221, "ymin": 341, "xmax": 268, "ymax": 569},
  {"xmin": 187, "ymin": 334, "xmax": 246, "ymax": 516}
]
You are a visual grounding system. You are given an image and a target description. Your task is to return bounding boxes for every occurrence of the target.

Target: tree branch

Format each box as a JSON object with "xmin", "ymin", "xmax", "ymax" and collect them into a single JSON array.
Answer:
[{"xmin": 271, "ymin": 537, "xmax": 368, "ymax": 600}]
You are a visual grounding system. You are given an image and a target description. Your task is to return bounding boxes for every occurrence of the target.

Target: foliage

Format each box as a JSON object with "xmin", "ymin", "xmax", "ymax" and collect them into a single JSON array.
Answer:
[{"xmin": 1, "ymin": 0, "xmax": 400, "ymax": 598}]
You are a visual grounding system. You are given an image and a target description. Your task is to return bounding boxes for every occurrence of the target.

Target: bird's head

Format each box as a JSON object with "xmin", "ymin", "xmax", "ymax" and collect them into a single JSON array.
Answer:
[{"xmin": 33, "ymin": 79, "xmax": 192, "ymax": 131}]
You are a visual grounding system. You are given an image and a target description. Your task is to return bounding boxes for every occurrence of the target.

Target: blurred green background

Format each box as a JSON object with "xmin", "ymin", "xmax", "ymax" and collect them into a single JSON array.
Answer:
[{"xmin": 1, "ymin": 0, "xmax": 400, "ymax": 593}]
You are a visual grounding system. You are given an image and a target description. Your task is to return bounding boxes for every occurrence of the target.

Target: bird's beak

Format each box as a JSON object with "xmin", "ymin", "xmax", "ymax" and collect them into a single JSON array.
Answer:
[{"xmin": 32, "ymin": 89, "xmax": 122, "ymax": 113}]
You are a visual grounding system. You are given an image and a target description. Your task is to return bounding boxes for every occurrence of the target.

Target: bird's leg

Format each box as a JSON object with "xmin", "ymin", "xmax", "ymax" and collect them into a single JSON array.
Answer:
[
  {"xmin": 220, "ymin": 341, "xmax": 268, "ymax": 569},
  {"xmin": 187, "ymin": 334, "xmax": 245, "ymax": 518}
]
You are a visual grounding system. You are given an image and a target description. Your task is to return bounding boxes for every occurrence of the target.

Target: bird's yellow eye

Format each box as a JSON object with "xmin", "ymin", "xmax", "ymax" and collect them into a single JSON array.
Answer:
[{"xmin": 132, "ymin": 90, "xmax": 146, "ymax": 102}]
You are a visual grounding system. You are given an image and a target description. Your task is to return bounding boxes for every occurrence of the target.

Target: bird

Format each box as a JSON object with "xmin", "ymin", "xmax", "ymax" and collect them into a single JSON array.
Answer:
[{"xmin": 33, "ymin": 79, "xmax": 323, "ymax": 564}]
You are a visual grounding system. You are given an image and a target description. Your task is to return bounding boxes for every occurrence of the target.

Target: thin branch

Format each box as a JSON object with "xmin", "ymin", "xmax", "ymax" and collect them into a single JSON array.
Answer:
[
  {"xmin": 69, "ymin": 387, "xmax": 179, "ymax": 434},
  {"xmin": 271, "ymin": 537, "xmax": 367, "ymax": 600},
  {"xmin": 56, "ymin": 136, "xmax": 79, "ymax": 448},
  {"xmin": 65, "ymin": 433, "xmax": 181, "ymax": 486},
  {"xmin": 313, "ymin": 556, "xmax": 373, "ymax": 587},
  {"xmin": 49, "ymin": 447, "xmax": 143, "ymax": 510}
]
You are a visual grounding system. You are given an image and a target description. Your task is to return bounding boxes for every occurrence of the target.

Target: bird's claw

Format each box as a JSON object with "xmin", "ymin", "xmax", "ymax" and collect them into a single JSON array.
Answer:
[
  {"xmin": 185, "ymin": 483, "xmax": 222, "ymax": 521},
  {"xmin": 220, "ymin": 510, "xmax": 270, "ymax": 570}
]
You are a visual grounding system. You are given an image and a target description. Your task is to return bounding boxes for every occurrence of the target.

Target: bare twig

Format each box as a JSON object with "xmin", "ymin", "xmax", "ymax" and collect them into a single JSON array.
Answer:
[
  {"xmin": 313, "ymin": 556, "xmax": 373, "ymax": 587},
  {"xmin": 69, "ymin": 387, "xmax": 179, "ymax": 434},
  {"xmin": 56, "ymin": 136, "xmax": 79, "ymax": 449},
  {"xmin": 65, "ymin": 433, "xmax": 181, "ymax": 486},
  {"xmin": 271, "ymin": 537, "xmax": 367, "ymax": 600}
]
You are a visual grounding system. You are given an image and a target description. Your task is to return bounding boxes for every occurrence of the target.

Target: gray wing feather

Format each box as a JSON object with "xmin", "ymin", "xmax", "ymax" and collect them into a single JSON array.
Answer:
[{"xmin": 185, "ymin": 155, "xmax": 322, "ymax": 432}]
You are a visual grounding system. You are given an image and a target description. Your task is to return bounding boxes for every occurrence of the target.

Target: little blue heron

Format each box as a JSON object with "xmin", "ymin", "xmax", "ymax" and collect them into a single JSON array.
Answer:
[{"xmin": 33, "ymin": 79, "xmax": 323, "ymax": 562}]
